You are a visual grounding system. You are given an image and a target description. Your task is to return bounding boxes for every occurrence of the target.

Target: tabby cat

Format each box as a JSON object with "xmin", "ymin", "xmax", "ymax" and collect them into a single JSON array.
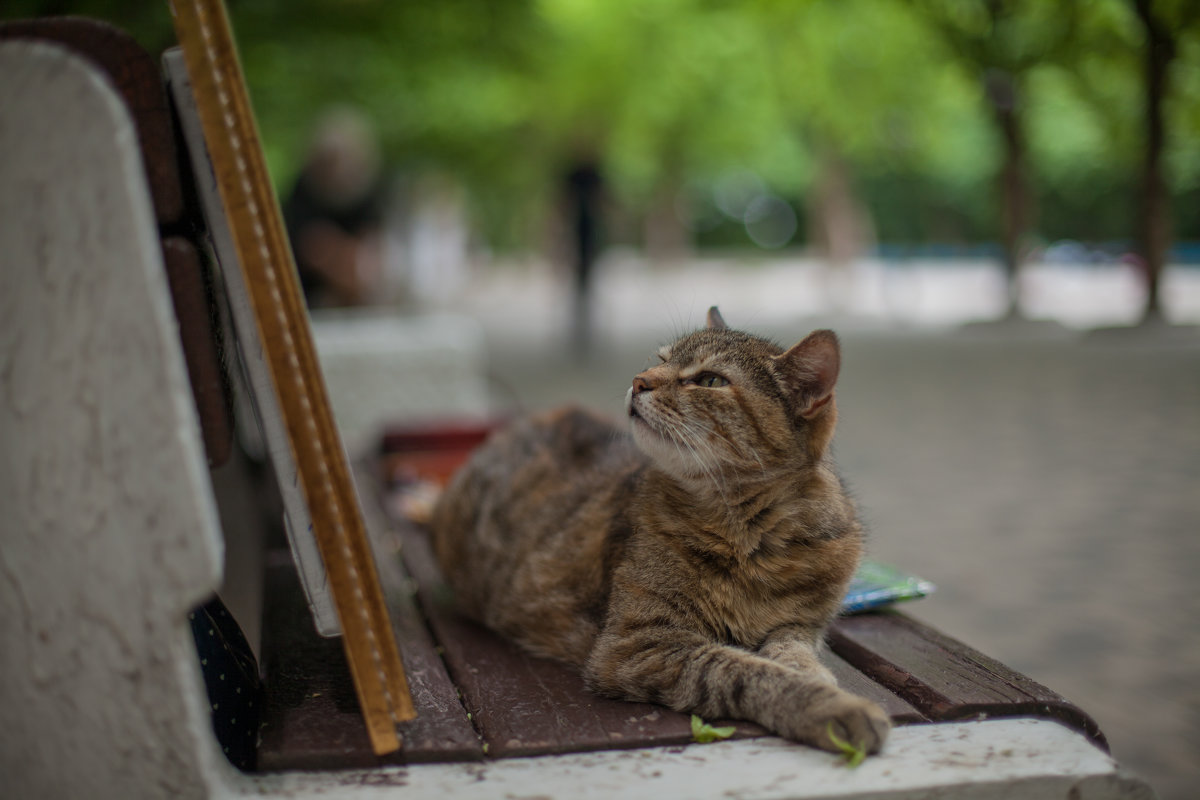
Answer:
[{"xmin": 431, "ymin": 307, "xmax": 889, "ymax": 754}]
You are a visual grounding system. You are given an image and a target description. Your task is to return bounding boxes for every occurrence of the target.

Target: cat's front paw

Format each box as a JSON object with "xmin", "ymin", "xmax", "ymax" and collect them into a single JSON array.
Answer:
[{"xmin": 791, "ymin": 692, "xmax": 891, "ymax": 755}]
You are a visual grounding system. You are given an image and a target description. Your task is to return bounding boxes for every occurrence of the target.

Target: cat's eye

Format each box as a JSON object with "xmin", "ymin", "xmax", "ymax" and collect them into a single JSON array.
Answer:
[{"xmin": 692, "ymin": 372, "xmax": 729, "ymax": 388}]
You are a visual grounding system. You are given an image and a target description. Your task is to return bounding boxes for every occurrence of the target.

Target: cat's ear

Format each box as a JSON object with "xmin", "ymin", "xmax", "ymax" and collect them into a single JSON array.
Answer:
[
  {"xmin": 772, "ymin": 330, "xmax": 840, "ymax": 419},
  {"xmin": 706, "ymin": 306, "xmax": 728, "ymax": 330}
]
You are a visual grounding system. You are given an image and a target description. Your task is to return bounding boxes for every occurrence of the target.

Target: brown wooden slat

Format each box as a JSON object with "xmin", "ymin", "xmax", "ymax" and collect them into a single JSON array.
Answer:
[
  {"xmin": 822, "ymin": 649, "xmax": 925, "ymax": 725},
  {"xmin": 434, "ymin": 610, "xmax": 709, "ymax": 758},
  {"xmin": 257, "ymin": 555, "xmax": 389, "ymax": 771},
  {"xmin": 380, "ymin": 571, "xmax": 483, "ymax": 762},
  {"xmin": 161, "ymin": 236, "xmax": 233, "ymax": 467},
  {"xmin": 0, "ymin": 17, "xmax": 185, "ymax": 227},
  {"xmin": 257, "ymin": 552, "xmax": 480, "ymax": 770},
  {"xmin": 355, "ymin": 463, "xmax": 483, "ymax": 761},
  {"xmin": 827, "ymin": 611, "xmax": 1108, "ymax": 750}
]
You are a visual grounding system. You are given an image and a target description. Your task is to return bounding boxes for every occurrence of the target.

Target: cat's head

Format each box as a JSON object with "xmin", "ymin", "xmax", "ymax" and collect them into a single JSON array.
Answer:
[{"xmin": 625, "ymin": 307, "xmax": 840, "ymax": 484}]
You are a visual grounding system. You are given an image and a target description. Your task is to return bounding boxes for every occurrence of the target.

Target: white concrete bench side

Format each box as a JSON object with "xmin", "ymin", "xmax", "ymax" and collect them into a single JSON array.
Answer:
[{"xmin": 0, "ymin": 40, "xmax": 236, "ymax": 799}]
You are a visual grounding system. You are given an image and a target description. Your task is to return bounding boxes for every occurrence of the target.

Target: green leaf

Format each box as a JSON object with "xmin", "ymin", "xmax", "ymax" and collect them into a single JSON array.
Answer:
[
  {"xmin": 826, "ymin": 722, "xmax": 868, "ymax": 767},
  {"xmin": 691, "ymin": 714, "xmax": 736, "ymax": 744}
]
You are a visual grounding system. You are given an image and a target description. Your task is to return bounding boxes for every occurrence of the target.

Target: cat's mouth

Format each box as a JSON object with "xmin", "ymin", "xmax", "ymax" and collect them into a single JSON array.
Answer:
[
  {"xmin": 627, "ymin": 400, "xmax": 655, "ymax": 433},
  {"xmin": 625, "ymin": 387, "xmax": 642, "ymax": 421},
  {"xmin": 627, "ymin": 396, "xmax": 651, "ymax": 426},
  {"xmin": 628, "ymin": 402, "xmax": 664, "ymax": 441},
  {"xmin": 627, "ymin": 391, "xmax": 664, "ymax": 438}
]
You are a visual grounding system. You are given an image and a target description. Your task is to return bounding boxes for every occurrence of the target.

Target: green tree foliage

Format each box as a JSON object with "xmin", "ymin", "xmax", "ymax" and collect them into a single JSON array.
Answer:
[{"xmin": 3, "ymin": 0, "xmax": 1197, "ymax": 256}]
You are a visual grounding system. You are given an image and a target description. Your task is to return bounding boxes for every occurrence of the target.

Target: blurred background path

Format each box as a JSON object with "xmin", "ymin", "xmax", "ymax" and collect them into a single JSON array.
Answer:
[{"xmin": 444, "ymin": 257, "xmax": 1200, "ymax": 800}]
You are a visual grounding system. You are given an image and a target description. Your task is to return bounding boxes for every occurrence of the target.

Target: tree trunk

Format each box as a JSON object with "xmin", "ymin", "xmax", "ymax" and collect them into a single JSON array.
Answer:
[
  {"xmin": 644, "ymin": 184, "xmax": 691, "ymax": 266},
  {"xmin": 805, "ymin": 151, "xmax": 875, "ymax": 272},
  {"xmin": 986, "ymin": 69, "xmax": 1029, "ymax": 318},
  {"xmin": 1133, "ymin": 0, "xmax": 1174, "ymax": 323}
]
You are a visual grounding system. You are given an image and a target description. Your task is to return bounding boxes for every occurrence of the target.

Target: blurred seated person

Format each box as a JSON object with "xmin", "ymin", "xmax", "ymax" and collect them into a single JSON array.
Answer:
[{"xmin": 283, "ymin": 107, "xmax": 387, "ymax": 308}]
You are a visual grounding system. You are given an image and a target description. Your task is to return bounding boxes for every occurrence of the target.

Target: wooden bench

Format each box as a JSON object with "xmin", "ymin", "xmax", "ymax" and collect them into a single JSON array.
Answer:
[{"xmin": 254, "ymin": 457, "xmax": 1105, "ymax": 771}]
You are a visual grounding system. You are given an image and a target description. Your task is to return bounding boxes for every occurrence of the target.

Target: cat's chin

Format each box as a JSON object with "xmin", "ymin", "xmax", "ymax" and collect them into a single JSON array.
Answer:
[
  {"xmin": 629, "ymin": 420, "xmax": 708, "ymax": 483},
  {"xmin": 629, "ymin": 417, "xmax": 667, "ymax": 455}
]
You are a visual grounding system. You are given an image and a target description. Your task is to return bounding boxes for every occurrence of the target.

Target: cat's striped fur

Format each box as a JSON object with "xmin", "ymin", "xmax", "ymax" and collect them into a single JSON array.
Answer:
[{"xmin": 431, "ymin": 308, "xmax": 889, "ymax": 754}]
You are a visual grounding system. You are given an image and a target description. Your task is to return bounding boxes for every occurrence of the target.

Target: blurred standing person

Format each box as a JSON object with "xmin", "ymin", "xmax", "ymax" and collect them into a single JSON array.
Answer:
[
  {"xmin": 283, "ymin": 107, "xmax": 387, "ymax": 308},
  {"xmin": 564, "ymin": 159, "xmax": 604, "ymax": 354}
]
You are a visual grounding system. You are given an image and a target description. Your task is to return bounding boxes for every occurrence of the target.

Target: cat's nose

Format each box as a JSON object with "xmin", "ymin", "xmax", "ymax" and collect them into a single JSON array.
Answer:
[{"xmin": 633, "ymin": 366, "xmax": 670, "ymax": 395}]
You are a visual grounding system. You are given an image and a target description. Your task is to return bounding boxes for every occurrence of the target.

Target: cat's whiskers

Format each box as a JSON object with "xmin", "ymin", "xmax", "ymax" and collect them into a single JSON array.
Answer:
[
  {"xmin": 684, "ymin": 435, "xmax": 730, "ymax": 502},
  {"xmin": 650, "ymin": 403, "xmax": 730, "ymax": 499},
  {"xmin": 667, "ymin": 415, "xmax": 721, "ymax": 484},
  {"xmin": 669, "ymin": 414, "xmax": 736, "ymax": 502},
  {"xmin": 680, "ymin": 438, "xmax": 729, "ymax": 503},
  {"xmin": 690, "ymin": 415, "xmax": 769, "ymax": 479}
]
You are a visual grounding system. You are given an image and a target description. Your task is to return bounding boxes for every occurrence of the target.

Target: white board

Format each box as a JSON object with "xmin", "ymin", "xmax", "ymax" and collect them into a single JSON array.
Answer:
[{"xmin": 163, "ymin": 48, "xmax": 341, "ymax": 637}]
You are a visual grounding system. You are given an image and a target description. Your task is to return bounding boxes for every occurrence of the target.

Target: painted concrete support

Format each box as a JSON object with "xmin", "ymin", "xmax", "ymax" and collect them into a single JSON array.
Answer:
[{"xmin": 0, "ymin": 40, "xmax": 234, "ymax": 799}]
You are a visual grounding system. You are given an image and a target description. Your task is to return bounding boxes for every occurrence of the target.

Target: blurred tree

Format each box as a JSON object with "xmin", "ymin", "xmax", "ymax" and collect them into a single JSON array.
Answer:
[
  {"xmin": 4, "ymin": 0, "xmax": 1196, "ymax": 284},
  {"xmin": 225, "ymin": 1, "xmax": 541, "ymax": 219},
  {"xmin": 756, "ymin": 0, "xmax": 995, "ymax": 266},
  {"xmin": 1024, "ymin": 4, "xmax": 1141, "ymax": 245},
  {"xmin": 1129, "ymin": 0, "xmax": 1200, "ymax": 322},
  {"xmin": 1037, "ymin": 0, "xmax": 1200, "ymax": 321},
  {"xmin": 530, "ymin": 0, "xmax": 795, "ymax": 255},
  {"xmin": 905, "ymin": 0, "xmax": 1082, "ymax": 317}
]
